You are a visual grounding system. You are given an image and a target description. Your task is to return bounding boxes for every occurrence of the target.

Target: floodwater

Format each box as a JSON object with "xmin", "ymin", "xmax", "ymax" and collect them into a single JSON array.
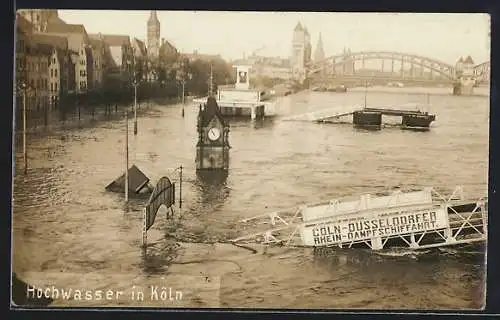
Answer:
[{"xmin": 11, "ymin": 87, "xmax": 488, "ymax": 309}]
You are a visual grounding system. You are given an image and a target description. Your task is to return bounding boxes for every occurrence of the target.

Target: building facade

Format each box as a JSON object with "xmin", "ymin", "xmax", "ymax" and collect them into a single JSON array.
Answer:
[
  {"xmin": 44, "ymin": 23, "xmax": 90, "ymax": 94},
  {"xmin": 17, "ymin": 9, "xmax": 63, "ymax": 32},
  {"xmin": 25, "ymin": 37, "xmax": 52, "ymax": 111},
  {"xmin": 89, "ymin": 35, "xmax": 106, "ymax": 89}
]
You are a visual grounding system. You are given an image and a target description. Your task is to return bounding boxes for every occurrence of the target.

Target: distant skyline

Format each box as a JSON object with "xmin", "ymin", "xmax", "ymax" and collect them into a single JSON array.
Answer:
[{"xmin": 57, "ymin": 10, "xmax": 491, "ymax": 65}]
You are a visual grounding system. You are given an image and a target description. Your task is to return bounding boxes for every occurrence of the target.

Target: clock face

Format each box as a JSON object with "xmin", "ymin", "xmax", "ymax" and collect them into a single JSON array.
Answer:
[{"xmin": 208, "ymin": 127, "xmax": 221, "ymax": 141}]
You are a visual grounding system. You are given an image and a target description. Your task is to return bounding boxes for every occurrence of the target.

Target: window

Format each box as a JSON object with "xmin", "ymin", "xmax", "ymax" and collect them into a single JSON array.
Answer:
[
  {"xmin": 51, "ymin": 83, "xmax": 53, "ymax": 92},
  {"xmin": 50, "ymin": 69, "xmax": 53, "ymax": 77},
  {"xmin": 55, "ymin": 69, "xmax": 57, "ymax": 77},
  {"xmin": 55, "ymin": 83, "xmax": 58, "ymax": 92}
]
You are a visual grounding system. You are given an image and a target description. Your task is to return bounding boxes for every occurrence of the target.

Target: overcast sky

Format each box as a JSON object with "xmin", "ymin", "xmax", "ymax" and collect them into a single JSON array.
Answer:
[{"xmin": 58, "ymin": 10, "xmax": 490, "ymax": 65}]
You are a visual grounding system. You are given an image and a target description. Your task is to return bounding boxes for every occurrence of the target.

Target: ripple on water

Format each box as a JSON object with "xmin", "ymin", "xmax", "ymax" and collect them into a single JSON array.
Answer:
[{"xmin": 11, "ymin": 93, "xmax": 488, "ymax": 309}]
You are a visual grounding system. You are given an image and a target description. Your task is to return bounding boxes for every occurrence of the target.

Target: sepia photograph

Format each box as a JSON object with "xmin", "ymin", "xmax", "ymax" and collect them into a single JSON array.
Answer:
[{"xmin": 11, "ymin": 10, "xmax": 489, "ymax": 310}]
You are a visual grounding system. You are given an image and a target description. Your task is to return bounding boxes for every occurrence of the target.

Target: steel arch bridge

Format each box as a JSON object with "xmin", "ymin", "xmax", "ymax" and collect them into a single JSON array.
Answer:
[
  {"xmin": 474, "ymin": 61, "xmax": 490, "ymax": 84},
  {"xmin": 306, "ymin": 50, "xmax": 490, "ymax": 85},
  {"xmin": 307, "ymin": 51, "xmax": 456, "ymax": 81}
]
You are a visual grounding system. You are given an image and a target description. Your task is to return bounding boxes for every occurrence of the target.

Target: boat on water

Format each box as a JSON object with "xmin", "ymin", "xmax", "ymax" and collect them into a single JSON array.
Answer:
[{"xmin": 231, "ymin": 186, "xmax": 487, "ymax": 251}]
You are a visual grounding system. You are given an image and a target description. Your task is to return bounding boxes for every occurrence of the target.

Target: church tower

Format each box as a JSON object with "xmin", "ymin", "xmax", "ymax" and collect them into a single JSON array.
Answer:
[
  {"xmin": 314, "ymin": 32, "xmax": 325, "ymax": 62},
  {"xmin": 290, "ymin": 22, "xmax": 309, "ymax": 80},
  {"xmin": 195, "ymin": 97, "xmax": 230, "ymax": 174},
  {"xmin": 147, "ymin": 10, "xmax": 160, "ymax": 59}
]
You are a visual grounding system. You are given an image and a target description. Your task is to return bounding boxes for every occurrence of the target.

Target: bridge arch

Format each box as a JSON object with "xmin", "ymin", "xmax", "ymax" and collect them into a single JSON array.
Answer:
[{"xmin": 307, "ymin": 51, "xmax": 457, "ymax": 80}]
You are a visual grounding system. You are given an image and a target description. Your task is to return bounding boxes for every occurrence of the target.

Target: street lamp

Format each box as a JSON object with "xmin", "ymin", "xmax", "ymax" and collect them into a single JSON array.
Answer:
[{"xmin": 16, "ymin": 50, "xmax": 29, "ymax": 175}]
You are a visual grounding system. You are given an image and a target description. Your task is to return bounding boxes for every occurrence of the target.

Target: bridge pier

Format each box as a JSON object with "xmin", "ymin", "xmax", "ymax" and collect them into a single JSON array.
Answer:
[
  {"xmin": 353, "ymin": 111, "xmax": 382, "ymax": 130},
  {"xmin": 452, "ymin": 82, "xmax": 474, "ymax": 96}
]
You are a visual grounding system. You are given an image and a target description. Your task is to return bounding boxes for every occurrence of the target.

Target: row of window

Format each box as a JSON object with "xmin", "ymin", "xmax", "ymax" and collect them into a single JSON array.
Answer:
[
  {"xmin": 50, "ymin": 82, "xmax": 58, "ymax": 92},
  {"xmin": 50, "ymin": 68, "xmax": 58, "ymax": 78},
  {"xmin": 79, "ymin": 81, "xmax": 87, "ymax": 90},
  {"xmin": 29, "ymin": 78, "xmax": 48, "ymax": 90},
  {"xmin": 79, "ymin": 70, "xmax": 87, "ymax": 77},
  {"xmin": 26, "ymin": 60, "xmax": 48, "ymax": 72}
]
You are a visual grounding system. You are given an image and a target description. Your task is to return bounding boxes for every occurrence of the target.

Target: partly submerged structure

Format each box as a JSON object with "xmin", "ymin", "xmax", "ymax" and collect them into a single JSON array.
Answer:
[
  {"xmin": 231, "ymin": 187, "xmax": 487, "ymax": 251},
  {"xmin": 105, "ymin": 165, "xmax": 154, "ymax": 196},
  {"xmin": 193, "ymin": 65, "xmax": 275, "ymax": 120},
  {"xmin": 195, "ymin": 96, "xmax": 230, "ymax": 175}
]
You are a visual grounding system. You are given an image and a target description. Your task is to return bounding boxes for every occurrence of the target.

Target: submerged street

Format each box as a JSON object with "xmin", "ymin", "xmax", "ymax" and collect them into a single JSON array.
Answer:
[{"xmin": 12, "ymin": 88, "xmax": 488, "ymax": 309}]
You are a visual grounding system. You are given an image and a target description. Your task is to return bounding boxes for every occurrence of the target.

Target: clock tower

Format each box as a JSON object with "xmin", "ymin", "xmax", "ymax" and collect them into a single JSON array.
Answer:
[{"xmin": 196, "ymin": 97, "xmax": 230, "ymax": 173}]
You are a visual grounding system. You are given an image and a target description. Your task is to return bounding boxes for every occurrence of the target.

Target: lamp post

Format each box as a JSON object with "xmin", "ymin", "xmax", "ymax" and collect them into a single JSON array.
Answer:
[
  {"xmin": 22, "ymin": 83, "xmax": 28, "ymax": 175},
  {"xmin": 17, "ymin": 48, "xmax": 29, "ymax": 174},
  {"xmin": 125, "ymin": 106, "xmax": 129, "ymax": 203},
  {"xmin": 132, "ymin": 50, "xmax": 138, "ymax": 136}
]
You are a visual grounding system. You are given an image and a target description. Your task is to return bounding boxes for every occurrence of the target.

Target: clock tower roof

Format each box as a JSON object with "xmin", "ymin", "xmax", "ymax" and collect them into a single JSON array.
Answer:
[{"xmin": 199, "ymin": 96, "xmax": 227, "ymax": 127}]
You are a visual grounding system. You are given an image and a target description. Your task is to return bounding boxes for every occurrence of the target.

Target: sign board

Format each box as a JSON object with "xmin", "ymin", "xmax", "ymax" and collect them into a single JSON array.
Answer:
[
  {"xmin": 301, "ymin": 189, "xmax": 433, "ymax": 222},
  {"xmin": 300, "ymin": 205, "xmax": 448, "ymax": 246},
  {"xmin": 145, "ymin": 177, "xmax": 175, "ymax": 231},
  {"xmin": 218, "ymin": 90, "xmax": 260, "ymax": 102}
]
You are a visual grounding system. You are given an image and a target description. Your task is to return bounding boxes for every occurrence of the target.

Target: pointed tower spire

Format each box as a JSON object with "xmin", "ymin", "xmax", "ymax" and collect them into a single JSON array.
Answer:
[
  {"xmin": 147, "ymin": 10, "xmax": 161, "ymax": 59},
  {"xmin": 149, "ymin": 10, "xmax": 159, "ymax": 23},
  {"xmin": 314, "ymin": 32, "xmax": 325, "ymax": 62}
]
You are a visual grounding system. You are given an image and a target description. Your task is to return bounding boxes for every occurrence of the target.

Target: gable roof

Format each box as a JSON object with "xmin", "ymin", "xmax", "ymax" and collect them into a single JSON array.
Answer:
[
  {"xmin": 132, "ymin": 38, "xmax": 147, "ymax": 57},
  {"xmin": 32, "ymin": 33, "xmax": 68, "ymax": 51},
  {"xmin": 159, "ymin": 39, "xmax": 178, "ymax": 56},
  {"xmin": 294, "ymin": 22, "xmax": 303, "ymax": 32},
  {"xmin": 90, "ymin": 34, "xmax": 130, "ymax": 47},
  {"xmin": 45, "ymin": 23, "xmax": 87, "ymax": 35},
  {"xmin": 16, "ymin": 13, "xmax": 33, "ymax": 35},
  {"xmin": 42, "ymin": 31, "xmax": 87, "ymax": 52}
]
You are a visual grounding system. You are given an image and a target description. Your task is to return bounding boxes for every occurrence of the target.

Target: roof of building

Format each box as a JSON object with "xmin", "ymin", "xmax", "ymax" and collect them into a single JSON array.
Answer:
[
  {"xmin": 132, "ymin": 38, "xmax": 147, "ymax": 57},
  {"xmin": 294, "ymin": 22, "xmax": 303, "ymax": 31},
  {"xmin": 464, "ymin": 55, "xmax": 474, "ymax": 64},
  {"xmin": 89, "ymin": 34, "xmax": 130, "ymax": 48},
  {"xmin": 183, "ymin": 50, "xmax": 221, "ymax": 62},
  {"xmin": 457, "ymin": 57, "xmax": 464, "ymax": 63},
  {"xmin": 16, "ymin": 13, "xmax": 33, "ymax": 35},
  {"xmin": 45, "ymin": 22, "xmax": 87, "ymax": 35},
  {"xmin": 159, "ymin": 39, "xmax": 177, "ymax": 55},
  {"xmin": 32, "ymin": 33, "xmax": 68, "ymax": 51},
  {"xmin": 88, "ymin": 37, "xmax": 105, "ymax": 50}
]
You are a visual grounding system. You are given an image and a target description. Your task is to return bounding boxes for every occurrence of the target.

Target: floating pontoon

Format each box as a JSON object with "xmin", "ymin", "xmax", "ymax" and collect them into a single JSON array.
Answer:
[{"xmin": 231, "ymin": 187, "xmax": 487, "ymax": 251}]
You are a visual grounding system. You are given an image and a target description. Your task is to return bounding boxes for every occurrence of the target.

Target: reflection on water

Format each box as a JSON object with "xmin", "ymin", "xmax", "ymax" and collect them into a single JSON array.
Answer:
[{"xmin": 12, "ymin": 89, "xmax": 488, "ymax": 309}]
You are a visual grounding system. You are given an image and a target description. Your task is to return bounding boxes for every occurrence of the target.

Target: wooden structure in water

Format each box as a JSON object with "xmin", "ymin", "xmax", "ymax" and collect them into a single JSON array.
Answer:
[
  {"xmin": 283, "ymin": 103, "xmax": 436, "ymax": 130},
  {"xmin": 231, "ymin": 187, "xmax": 487, "ymax": 251}
]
